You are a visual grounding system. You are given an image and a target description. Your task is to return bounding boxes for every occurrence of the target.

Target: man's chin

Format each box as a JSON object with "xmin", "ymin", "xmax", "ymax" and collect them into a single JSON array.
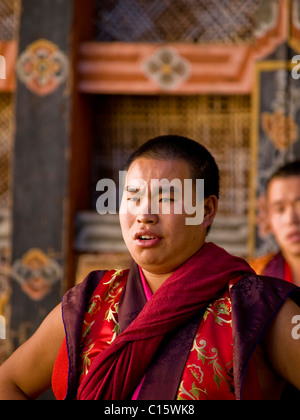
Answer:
[{"xmin": 286, "ymin": 243, "xmax": 300, "ymax": 258}]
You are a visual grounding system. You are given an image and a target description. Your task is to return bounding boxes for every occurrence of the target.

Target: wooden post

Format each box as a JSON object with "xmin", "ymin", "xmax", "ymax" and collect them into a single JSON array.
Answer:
[
  {"xmin": 66, "ymin": 0, "xmax": 96, "ymax": 291},
  {"xmin": 10, "ymin": 0, "xmax": 74, "ymax": 349}
]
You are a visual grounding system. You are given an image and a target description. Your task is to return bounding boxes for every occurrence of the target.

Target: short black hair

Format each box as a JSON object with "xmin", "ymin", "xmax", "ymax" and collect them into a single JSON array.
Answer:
[
  {"xmin": 126, "ymin": 135, "xmax": 220, "ymax": 199},
  {"xmin": 268, "ymin": 160, "xmax": 300, "ymax": 187}
]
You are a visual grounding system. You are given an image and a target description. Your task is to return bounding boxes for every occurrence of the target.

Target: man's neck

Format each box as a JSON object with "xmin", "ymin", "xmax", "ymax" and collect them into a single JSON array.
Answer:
[
  {"xmin": 141, "ymin": 269, "xmax": 173, "ymax": 293},
  {"xmin": 284, "ymin": 253, "xmax": 300, "ymax": 287}
]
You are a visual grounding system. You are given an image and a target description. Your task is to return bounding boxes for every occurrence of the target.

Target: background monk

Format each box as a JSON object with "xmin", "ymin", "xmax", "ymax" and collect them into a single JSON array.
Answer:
[
  {"xmin": 0, "ymin": 135, "xmax": 299, "ymax": 400},
  {"xmin": 251, "ymin": 161, "xmax": 300, "ymax": 287}
]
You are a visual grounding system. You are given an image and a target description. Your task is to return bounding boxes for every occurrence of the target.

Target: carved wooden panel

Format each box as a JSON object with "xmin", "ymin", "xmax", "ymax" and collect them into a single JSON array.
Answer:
[{"xmin": 78, "ymin": 0, "xmax": 287, "ymax": 95}]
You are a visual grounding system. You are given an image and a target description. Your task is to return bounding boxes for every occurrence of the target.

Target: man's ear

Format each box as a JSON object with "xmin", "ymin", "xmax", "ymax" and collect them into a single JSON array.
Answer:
[
  {"xmin": 203, "ymin": 195, "xmax": 218, "ymax": 229},
  {"xmin": 256, "ymin": 193, "xmax": 273, "ymax": 237}
]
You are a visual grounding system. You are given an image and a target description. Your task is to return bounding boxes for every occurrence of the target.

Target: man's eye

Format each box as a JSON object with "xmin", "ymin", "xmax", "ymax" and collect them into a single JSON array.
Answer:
[
  {"xmin": 159, "ymin": 197, "xmax": 174, "ymax": 203},
  {"xmin": 127, "ymin": 197, "xmax": 140, "ymax": 202},
  {"xmin": 274, "ymin": 207, "xmax": 285, "ymax": 214}
]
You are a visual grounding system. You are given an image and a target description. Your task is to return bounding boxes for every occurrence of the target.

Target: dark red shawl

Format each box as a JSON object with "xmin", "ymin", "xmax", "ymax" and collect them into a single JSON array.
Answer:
[
  {"xmin": 257, "ymin": 251, "xmax": 300, "ymax": 399},
  {"xmin": 262, "ymin": 252, "xmax": 286, "ymax": 279},
  {"xmin": 61, "ymin": 243, "xmax": 300, "ymax": 400}
]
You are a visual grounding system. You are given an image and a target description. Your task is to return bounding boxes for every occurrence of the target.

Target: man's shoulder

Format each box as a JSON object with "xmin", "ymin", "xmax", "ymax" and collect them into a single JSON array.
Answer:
[
  {"xmin": 230, "ymin": 270, "xmax": 299, "ymax": 309},
  {"xmin": 248, "ymin": 253, "xmax": 278, "ymax": 275},
  {"xmin": 63, "ymin": 268, "xmax": 129, "ymax": 308}
]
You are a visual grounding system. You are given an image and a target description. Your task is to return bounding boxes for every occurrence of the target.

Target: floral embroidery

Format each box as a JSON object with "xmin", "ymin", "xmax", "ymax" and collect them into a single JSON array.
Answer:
[
  {"xmin": 79, "ymin": 271, "xmax": 237, "ymax": 399},
  {"xmin": 81, "ymin": 340, "xmax": 95, "ymax": 376},
  {"xmin": 105, "ymin": 303, "xmax": 120, "ymax": 344},
  {"xmin": 191, "ymin": 337, "xmax": 233, "ymax": 392},
  {"xmin": 87, "ymin": 295, "xmax": 101, "ymax": 316},
  {"xmin": 103, "ymin": 269, "xmax": 124, "ymax": 288},
  {"xmin": 188, "ymin": 364, "xmax": 204, "ymax": 384},
  {"xmin": 78, "ymin": 269, "xmax": 127, "ymax": 382},
  {"xmin": 178, "ymin": 292, "xmax": 235, "ymax": 400},
  {"xmin": 203, "ymin": 297, "xmax": 231, "ymax": 325},
  {"xmin": 178, "ymin": 380, "xmax": 208, "ymax": 400},
  {"xmin": 82, "ymin": 320, "xmax": 95, "ymax": 339}
]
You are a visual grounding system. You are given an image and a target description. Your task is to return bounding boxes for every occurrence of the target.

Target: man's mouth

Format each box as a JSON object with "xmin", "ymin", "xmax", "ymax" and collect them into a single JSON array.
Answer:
[
  {"xmin": 287, "ymin": 231, "xmax": 300, "ymax": 244},
  {"xmin": 134, "ymin": 232, "xmax": 162, "ymax": 247},
  {"xmin": 138, "ymin": 235, "xmax": 157, "ymax": 240}
]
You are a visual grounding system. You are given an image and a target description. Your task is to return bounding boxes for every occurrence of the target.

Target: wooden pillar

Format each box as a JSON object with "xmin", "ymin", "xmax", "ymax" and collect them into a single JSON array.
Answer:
[
  {"xmin": 66, "ymin": 0, "xmax": 96, "ymax": 291},
  {"xmin": 10, "ymin": 0, "xmax": 75, "ymax": 348}
]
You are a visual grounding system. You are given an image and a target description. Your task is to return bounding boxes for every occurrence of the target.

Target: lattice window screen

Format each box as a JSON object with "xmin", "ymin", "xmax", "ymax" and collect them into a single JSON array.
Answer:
[
  {"xmin": 92, "ymin": 95, "xmax": 251, "ymax": 218},
  {"xmin": 0, "ymin": 93, "xmax": 14, "ymax": 210},
  {"xmin": 95, "ymin": 0, "xmax": 262, "ymax": 44},
  {"xmin": 0, "ymin": 0, "xmax": 20, "ymax": 211},
  {"xmin": 0, "ymin": 0, "xmax": 19, "ymax": 362},
  {"xmin": 0, "ymin": 0, "xmax": 20, "ymax": 40},
  {"xmin": 0, "ymin": 0, "xmax": 19, "ymax": 209}
]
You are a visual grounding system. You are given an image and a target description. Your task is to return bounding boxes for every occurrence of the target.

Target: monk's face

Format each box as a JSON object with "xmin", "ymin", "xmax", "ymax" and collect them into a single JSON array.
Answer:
[
  {"xmin": 119, "ymin": 158, "xmax": 217, "ymax": 275},
  {"xmin": 267, "ymin": 176, "xmax": 300, "ymax": 258}
]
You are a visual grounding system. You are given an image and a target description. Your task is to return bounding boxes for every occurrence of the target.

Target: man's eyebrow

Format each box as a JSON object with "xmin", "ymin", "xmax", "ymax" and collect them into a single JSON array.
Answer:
[
  {"xmin": 270, "ymin": 200, "xmax": 284, "ymax": 206},
  {"xmin": 270, "ymin": 197, "xmax": 300, "ymax": 207},
  {"xmin": 158, "ymin": 186, "xmax": 177, "ymax": 194},
  {"xmin": 152, "ymin": 185, "xmax": 180, "ymax": 194},
  {"xmin": 124, "ymin": 184, "xmax": 181, "ymax": 193}
]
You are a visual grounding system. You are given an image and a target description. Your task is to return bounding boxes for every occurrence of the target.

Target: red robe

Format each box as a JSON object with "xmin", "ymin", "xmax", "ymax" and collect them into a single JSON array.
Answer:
[{"xmin": 52, "ymin": 244, "xmax": 300, "ymax": 400}]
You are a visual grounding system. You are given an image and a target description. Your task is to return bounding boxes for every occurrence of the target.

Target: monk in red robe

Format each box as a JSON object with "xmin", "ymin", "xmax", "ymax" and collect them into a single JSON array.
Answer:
[
  {"xmin": 0, "ymin": 135, "xmax": 299, "ymax": 400},
  {"xmin": 251, "ymin": 161, "xmax": 300, "ymax": 287}
]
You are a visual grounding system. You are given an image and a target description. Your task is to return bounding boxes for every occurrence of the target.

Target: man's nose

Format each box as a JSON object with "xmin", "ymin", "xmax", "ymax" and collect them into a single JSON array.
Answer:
[
  {"xmin": 136, "ymin": 198, "xmax": 158, "ymax": 224},
  {"xmin": 286, "ymin": 205, "xmax": 300, "ymax": 225}
]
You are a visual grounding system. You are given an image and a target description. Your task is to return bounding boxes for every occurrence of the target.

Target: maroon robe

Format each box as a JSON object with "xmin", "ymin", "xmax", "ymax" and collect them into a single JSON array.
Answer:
[{"xmin": 61, "ymin": 245, "xmax": 300, "ymax": 400}]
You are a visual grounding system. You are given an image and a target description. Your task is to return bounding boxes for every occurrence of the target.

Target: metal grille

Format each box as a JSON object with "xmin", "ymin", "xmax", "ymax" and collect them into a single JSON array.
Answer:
[
  {"xmin": 92, "ymin": 94, "xmax": 251, "ymax": 218},
  {"xmin": 95, "ymin": 0, "xmax": 262, "ymax": 44}
]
